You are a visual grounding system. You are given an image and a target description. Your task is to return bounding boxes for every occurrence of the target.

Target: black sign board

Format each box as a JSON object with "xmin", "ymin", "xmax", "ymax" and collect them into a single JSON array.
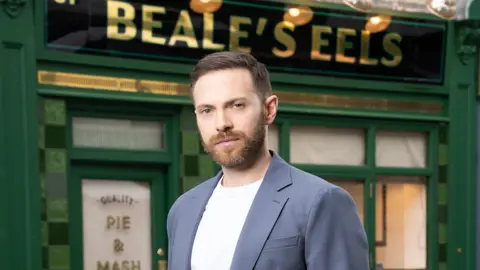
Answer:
[{"xmin": 46, "ymin": 0, "xmax": 446, "ymax": 84}]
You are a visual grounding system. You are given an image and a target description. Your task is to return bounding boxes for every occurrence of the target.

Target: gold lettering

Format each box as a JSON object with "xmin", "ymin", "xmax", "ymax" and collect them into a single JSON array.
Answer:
[
  {"xmin": 168, "ymin": 10, "xmax": 198, "ymax": 48},
  {"xmin": 311, "ymin": 26, "xmax": 332, "ymax": 61},
  {"xmin": 96, "ymin": 260, "xmax": 141, "ymax": 270},
  {"xmin": 360, "ymin": 30, "xmax": 378, "ymax": 65},
  {"xmin": 131, "ymin": 260, "xmax": 141, "ymax": 270},
  {"xmin": 106, "ymin": 216, "xmax": 131, "ymax": 230},
  {"xmin": 107, "ymin": 0, "xmax": 136, "ymax": 40},
  {"xmin": 381, "ymin": 33, "xmax": 403, "ymax": 67},
  {"xmin": 97, "ymin": 261, "xmax": 109, "ymax": 270},
  {"xmin": 203, "ymin": 13, "xmax": 224, "ymax": 50},
  {"xmin": 335, "ymin": 28, "xmax": 356, "ymax": 64},
  {"xmin": 272, "ymin": 21, "xmax": 296, "ymax": 58},
  {"xmin": 142, "ymin": 5, "xmax": 166, "ymax": 45},
  {"xmin": 229, "ymin": 16, "xmax": 251, "ymax": 53}
]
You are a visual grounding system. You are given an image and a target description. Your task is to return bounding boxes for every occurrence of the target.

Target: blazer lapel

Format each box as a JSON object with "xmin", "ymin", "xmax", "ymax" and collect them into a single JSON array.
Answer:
[
  {"xmin": 175, "ymin": 172, "xmax": 222, "ymax": 270},
  {"xmin": 230, "ymin": 152, "xmax": 292, "ymax": 270}
]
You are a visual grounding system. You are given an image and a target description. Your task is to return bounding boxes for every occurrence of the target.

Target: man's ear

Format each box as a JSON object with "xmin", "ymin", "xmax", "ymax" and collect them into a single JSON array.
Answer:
[{"xmin": 264, "ymin": 95, "xmax": 278, "ymax": 125}]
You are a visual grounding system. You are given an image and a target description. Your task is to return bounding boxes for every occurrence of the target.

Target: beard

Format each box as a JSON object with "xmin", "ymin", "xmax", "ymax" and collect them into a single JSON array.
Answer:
[{"xmin": 200, "ymin": 114, "xmax": 266, "ymax": 170}]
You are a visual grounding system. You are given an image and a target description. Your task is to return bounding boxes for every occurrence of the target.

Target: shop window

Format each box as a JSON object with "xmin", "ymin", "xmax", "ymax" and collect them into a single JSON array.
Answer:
[
  {"xmin": 267, "ymin": 124, "xmax": 279, "ymax": 153},
  {"xmin": 72, "ymin": 117, "xmax": 164, "ymax": 150},
  {"xmin": 376, "ymin": 130, "xmax": 427, "ymax": 168},
  {"xmin": 375, "ymin": 176, "xmax": 426, "ymax": 270},
  {"xmin": 289, "ymin": 125, "xmax": 365, "ymax": 165},
  {"xmin": 82, "ymin": 179, "xmax": 152, "ymax": 269}
]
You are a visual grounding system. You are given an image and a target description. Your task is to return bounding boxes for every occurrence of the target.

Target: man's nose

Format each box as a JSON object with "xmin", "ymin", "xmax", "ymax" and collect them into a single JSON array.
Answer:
[{"xmin": 215, "ymin": 110, "xmax": 233, "ymax": 132}]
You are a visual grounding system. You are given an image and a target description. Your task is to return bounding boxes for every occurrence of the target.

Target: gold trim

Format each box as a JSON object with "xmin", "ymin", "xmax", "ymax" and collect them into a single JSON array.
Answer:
[
  {"xmin": 38, "ymin": 71, "xmax": 190, "ymax": 96},
  {"xmin": 37, "ymin": 70, "xmax": 443, "ymax": 114}
]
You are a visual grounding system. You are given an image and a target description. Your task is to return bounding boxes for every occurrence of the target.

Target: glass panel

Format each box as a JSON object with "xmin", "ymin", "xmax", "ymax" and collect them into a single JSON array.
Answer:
[
  {"xmin": 82, "ymin": 179, "xmax": 152, "ymax": 270},
  {"xmin": 72, "ymin": 117, "xmax": 164, "ymax": 150},
  {"xmin": 328, "ymin": 179, "xmax": 364, "ymax": 224},
  {"xmin": 290, "ymin": 125, "xmax": 365, "ymax": 165},
  {"xmin": 375, "ymin": 176, "xmax": 427, "ymax": 270},
  {"xmin": 268, "ymin": 124, "xmax": 279, "ymax": 153},
  {"xmin": 376, "ymin": 130, "xmax": 427, "ymax": 168}
]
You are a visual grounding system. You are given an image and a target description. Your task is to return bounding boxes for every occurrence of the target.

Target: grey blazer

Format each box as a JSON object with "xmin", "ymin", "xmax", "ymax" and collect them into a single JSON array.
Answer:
[{"xmin": 166, "ymin": 151, "xmax": 369, "ymax": 270}]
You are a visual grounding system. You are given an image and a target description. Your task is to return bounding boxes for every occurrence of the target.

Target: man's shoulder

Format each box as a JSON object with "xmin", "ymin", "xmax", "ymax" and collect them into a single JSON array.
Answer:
[
  {"xmin": 289, "ymin": 165, "xmax": 338, "ymax": 194},
  {"xmin": 168, "ymin": 175, "xmax": 218, "ymax": 216}
]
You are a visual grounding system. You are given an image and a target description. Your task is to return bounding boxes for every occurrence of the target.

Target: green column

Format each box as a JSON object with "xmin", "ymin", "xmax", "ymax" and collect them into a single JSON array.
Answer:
[
  {"xmin": 446, "ymin": 19, "xmax": 479, "ymax": 270},
  {"xmin": 0, "ymin": 1, "xmax": 41, "ymax": 269}
]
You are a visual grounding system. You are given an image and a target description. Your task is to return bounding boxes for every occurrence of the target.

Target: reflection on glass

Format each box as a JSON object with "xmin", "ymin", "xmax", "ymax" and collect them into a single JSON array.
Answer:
[
  {"xmin": 375, "ymin": 176, "xmax": 426, "ymax": 269},
  {"xmin": 376, "ymin": 130, "xmax": 427, "ymax": 168},
  {"xmin": 72, "ymin": 117, "xmax": 164, "ymax": 150},
  {"xmin": 328, "ymin": 179, "xmax": 364, "ymax": 224},
  {"xmin": 82, "ymin": 179, "xmax": 152, "ymax": 270},
  {"xmin": 290, "ymin": 125, "xmax": 365, "ymax": 165}
]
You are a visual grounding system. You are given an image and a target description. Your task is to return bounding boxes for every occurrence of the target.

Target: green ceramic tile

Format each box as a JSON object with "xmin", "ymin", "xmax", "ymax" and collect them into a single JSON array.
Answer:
[
  {"xmin": 45, "ymin": 126, "xmax": 66, "ymax": 149},
  {"xmin": 183, "ymin": 176, "xmax": 203, "ymax": 192},
  {"xmin": 182, "ymin": 131, "xmax": 200, "ymax": 154},
  {"xmin": 38, "ymin": 98, "xmax": 45, "ymax": 124},
  {"xmin": 48, "ymin": 223, "xmax": 69, "ymax": 245},
  {"xmin": 48, "ymin": 246, "xmax": 70, "ymax": 269},
  {"xmin": 46, "ymin": 173, "xmax": 67, "ymax": 199},
  {"xmin": 41, "ymin": 198, "xmax": 47, "ymax": 221},
  {"xmin": 184, "ymin": 155, "xmax": 199, "ymax": 177},
  {"xmin": 438, "ymin": 145, "xmax": 448, "ymax": 165},
  {"xmin": 438, "ymin": 183, "xmax": 447, "ymax": 204},
  {"xmin": 45, "ymin": 99, "xmax": 66, "ymax": 126},
  {"xmin": 42, "ymin": 222, "xmax": 48, "ymax": 245},
  {"xmin": 180, "ymin": 107, "xmax": 197, "ymax": 131},
  {"xmin": 198, "ymin": 154, "xmax": 215, "ymax": 177},
  {"xmin": 42, "ymin": 247, "xmax": 49, "ymax": 269},
  {"xmin": 438, "ymin": 223, "xmax": 447, "ymax": 244},
  {"xmin": 41, "ymin": 174, "xmax": 46, "ymax": 198},
  {"xmin": 46, "ymin": 149, "xmax": 66, "ymax": 173},
  {"xmin": 47, "ymin": 199, "xmax": 68, "ymax": 222},
  {"xmin": 39, "ymin": 126, "xmax": 45, "ymax": 149},
  {"xmin": 438, "ymin": 243, "xmax": 447, "ymax": 261},
  {"xmin": 39, "ymin": 149, "xmax": 46, "ymax": 174},
  {"xmin": 438, "ymin": 262, "xmax": 447, "ymax": 270},
  {"xmin": 438, "ymin": 166, "xmax": 447, "ymax": 183}
]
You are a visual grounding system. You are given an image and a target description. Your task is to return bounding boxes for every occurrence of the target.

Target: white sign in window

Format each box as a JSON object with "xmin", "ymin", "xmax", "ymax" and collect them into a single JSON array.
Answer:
[{"xmin": 82, "ymin": 179, "xmax": 152, "ymax": 270}]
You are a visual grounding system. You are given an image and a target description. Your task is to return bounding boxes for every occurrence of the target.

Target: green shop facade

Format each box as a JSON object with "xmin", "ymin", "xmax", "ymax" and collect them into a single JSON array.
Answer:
[{"xmin": 1, "ymin": 0, "xmax": 480, "ymax": 269}]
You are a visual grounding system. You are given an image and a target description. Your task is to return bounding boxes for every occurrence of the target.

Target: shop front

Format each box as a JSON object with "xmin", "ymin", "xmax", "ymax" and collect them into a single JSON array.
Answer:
[{"xmin": 1, "ymin": 0, "xmax": 479, "ymax": 269}]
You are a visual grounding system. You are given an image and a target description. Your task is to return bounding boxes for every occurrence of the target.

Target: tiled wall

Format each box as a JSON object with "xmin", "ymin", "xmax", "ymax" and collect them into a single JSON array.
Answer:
[
  {"xmin": 438, "ymin": 123, "xmax": 448, "ymax": 270},
  {"xmin": 39, "ymin": 98, "xmax": 70, "ymax": 270},
  {"xmin": 179, "ymin": 106, "xmax": 219, "ymax": 192}
]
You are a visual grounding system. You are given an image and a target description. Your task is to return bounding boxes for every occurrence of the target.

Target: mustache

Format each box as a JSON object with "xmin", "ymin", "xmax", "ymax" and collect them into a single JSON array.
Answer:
[{"xmin": 209, "ymin": 131, "xmax": 245, "ymax": 144}]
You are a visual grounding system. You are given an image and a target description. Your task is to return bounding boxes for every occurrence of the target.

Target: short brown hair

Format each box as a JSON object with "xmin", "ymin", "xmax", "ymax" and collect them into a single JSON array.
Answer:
[{"xmin": 189, "ymin": 51, "xmax": 272, "ymax": 100}]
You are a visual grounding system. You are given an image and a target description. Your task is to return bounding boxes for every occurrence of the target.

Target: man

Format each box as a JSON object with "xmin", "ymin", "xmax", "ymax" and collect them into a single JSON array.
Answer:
[{"xmin": 166, "ymin": 51, "xmax": 369, "ymax": 270}]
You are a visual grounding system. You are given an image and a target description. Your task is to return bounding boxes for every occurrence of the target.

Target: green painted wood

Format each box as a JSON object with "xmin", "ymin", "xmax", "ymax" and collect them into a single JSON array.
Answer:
[
  {"xmin": 0, "ymin": 1, "xmax": 41, "ymax": 270},
  {"xmin": 445, "ymin": 20, "xmax": 479, "ymax": 270}
]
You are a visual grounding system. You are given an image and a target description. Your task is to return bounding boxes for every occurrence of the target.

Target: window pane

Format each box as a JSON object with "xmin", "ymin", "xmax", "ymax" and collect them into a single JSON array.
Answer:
[
  {"xmin": 268, "ymin": 124, "xmax": 279, "ymax": 153},
  {"xmin": 290, "ymin": 125, "xmax": 365, "ymax": 165},
  {"xmin": 72, "ymin": 117, "xmax": 164, "ymax": 150},
  {"xmin": 82, "ymin": 179, "xmax": 152, "ymax": 270},
  {"xmin": 375, "ymin": 176, "xmax": 426, "ymax": 270},
  {"xmin": 328, "ymin": 179, "xmax": 364, "ymax": 225},
  {"xmin": 376, "ymin": 130, "xmax": 427, "ymax": 168}
]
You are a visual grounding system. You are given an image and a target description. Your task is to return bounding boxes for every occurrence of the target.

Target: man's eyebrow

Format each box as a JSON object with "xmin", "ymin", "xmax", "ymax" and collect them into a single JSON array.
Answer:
[{"xmin": 196, "ymin": 97, "xmax": 248, "ymax": 109}]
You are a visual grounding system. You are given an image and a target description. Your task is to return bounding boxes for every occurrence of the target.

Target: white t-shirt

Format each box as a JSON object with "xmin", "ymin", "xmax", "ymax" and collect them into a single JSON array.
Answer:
[{"xmin": 191, "ymin": 177, "xmax": 263, "ymax": 270}]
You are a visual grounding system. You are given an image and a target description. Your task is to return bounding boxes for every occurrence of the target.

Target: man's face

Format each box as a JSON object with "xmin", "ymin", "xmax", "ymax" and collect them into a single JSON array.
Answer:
[{"xmin": 192, "ymin": 68, "xmax": 276, "ymax": 169}]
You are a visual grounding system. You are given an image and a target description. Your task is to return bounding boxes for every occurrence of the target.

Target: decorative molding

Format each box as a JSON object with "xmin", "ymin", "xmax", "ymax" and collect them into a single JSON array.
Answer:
[
  {"xmin": 456, "ymin": 20, "xmax": 480, "ymax": 65},
  {"xmin": 37, "ymin": 70, "xmax": 444, "ymax": 114},
  {"xmin": 0, "ymin": 0, "xmax": 26, "ymax": 18}
]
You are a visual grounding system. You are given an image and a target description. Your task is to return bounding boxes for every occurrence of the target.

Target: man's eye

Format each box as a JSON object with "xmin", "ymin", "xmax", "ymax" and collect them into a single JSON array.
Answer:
[
  {"xmin": 200, "ymin": 108, "xmax": 211, "ymax": 114},
  {"xmin": 233, "ymin": 103, "xmax": 244, "ymax": 108}
]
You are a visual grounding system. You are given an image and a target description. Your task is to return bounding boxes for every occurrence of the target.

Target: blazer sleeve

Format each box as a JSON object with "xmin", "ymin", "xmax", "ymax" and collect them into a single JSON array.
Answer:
[{"xmin": 304, "ymin": 186, "xmax": 370, "ymax": 270}]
